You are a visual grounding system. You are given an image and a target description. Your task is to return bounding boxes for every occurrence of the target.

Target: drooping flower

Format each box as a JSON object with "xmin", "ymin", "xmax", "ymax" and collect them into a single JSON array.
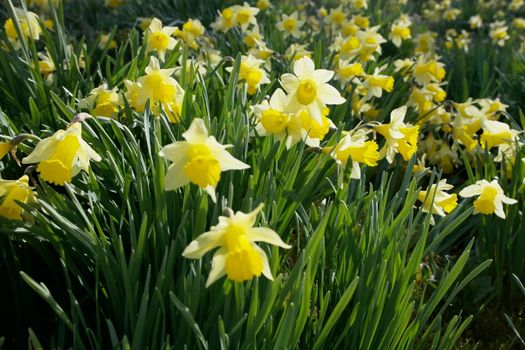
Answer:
[
  {"xmin": 79, "ymin": 84, "xmax": 122, "ymax": 118},
  {"xmin": 459, "ymin": 179, "xmax": 517, "ymax": 219},
  {"xmin": 417, "ymin": 179, "xmax": 458, "ymax": 224},
  {"xmin": 4, "ymin": 8, "xmax": 42, "ymax": 49},
  {"xmin": 375, "ymin": 106, "xmax": 419, "ymax": 163},
  {"xmin": 159, "ymin": 118, "xmax": 249, "ymax": 202},
  {"xmin": 0, "ymin": 175, "xmax": 36, "ymax": 220},
  {"xmin": 22, "ymin": 122, "xmax": 101, "ymax": 186},
  {"xmin": 281, "ymin": 56, "xmax": 346, "ymax": 123},
  {"xmin": 182, "ymin": 203, "xmax": 291, "ymax": 287},
  {"xmin": 323, "ymin": 128, "xmax": 379, "ymax": 185}
]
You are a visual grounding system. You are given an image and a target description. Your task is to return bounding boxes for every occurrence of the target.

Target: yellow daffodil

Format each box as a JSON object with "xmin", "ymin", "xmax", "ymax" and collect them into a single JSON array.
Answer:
[
  {"xmin": 182, "ymin": 203, "xmax": 291, "ymax": 287},
  {"xmin": 413, "ymin": 58, "xmax": 446, "ymax": 85},
  {"xmin": 211, "ymin": 7, "xmax": 237, "ymax": 33},
  {"xmin": 79, "ymin": 84, "xmax": 121, "ymax": 118},
  {"xmin": 257, "ymin": 0, "xmax": 271, "ymax": 10},
  {"xmin": 254, "ymin": 88, "xmax": 290, "ymax": 138},
  {"xmin": 375, "ymin": 106, "xmax": 419, "ymax": 163},
  {"xmin": 281, "ymin": 56, "xmax": 345, "ymax": 124},
  {"xmin": 4, "ymin": 8, "xmax": 42, "ymax": 49},
  {"xmin": 284, "ymin": 43, "xmax": 312, "ymax": 61},
  {"xmin": 232, "ymin": 3, "xmax": 259, "ymax": 31},
  {"xmin": 361, "ymin": 70, "xmax": 395, "ymax": 101},
  {"xmin": 135, "ymin": 56, "xmax": 185, "ymax": 121},
  {"xmin": 0, "ymin": 175, "xmax": 36, "ymax": 221},
  {"xmin": 145, "ymin": 18, "xmax": 177, "ymax": 61},
  {"xmin": 480, "ymin": 121, "xmax": 519, "ymax": 150},
  {"xmin": 459, "ymin": 179, "xmax": 517, "ymax": 219},
  {"xmin": 489, "ymin": 21, "xmax": 509, "ymax": 47},
  {"xmin": 37, "ymin": 50, "xmax": 56, "ymax": 84},
  {"xmin": 227, "ymin": 55, "xmax": 270, "ymax": 95},
  {"xmin": 323, "ymin": 128, "xmax": 379, "ymax": 185},
  {"xmin": 417, "ymin": 179, "xmax": 458, "ymax": 224},
  {"xmin": 22, "ymin": 122, "xmax": 101, "ymax": 186},
  {"xmin": 325, "ymin": 6, "xmax": 346, "ymax": 27},
  {"xmin": 469, "ymin": 15, "xmax": 483, "ymax": 29},
  {"xmin": 414, "ymin": 31, "xmax": 436, "ymax": 55},
  {"xmin": 159, "ymin": 118, "xmax": 249, "ymax": 202},
  {"xmin": 335, "ymin": 60, "xmax": 363, "ymax": 82},
  {"xmin": 276, "ymin": 12, "xmax": 305, "ymax": 39},
  {"xmin": 174, "ymin": 19, "xmax": 205, "ymax": 49},
  {"xmin": 389, "ymin": 15, "xmax": 412, "ymax": 47}
]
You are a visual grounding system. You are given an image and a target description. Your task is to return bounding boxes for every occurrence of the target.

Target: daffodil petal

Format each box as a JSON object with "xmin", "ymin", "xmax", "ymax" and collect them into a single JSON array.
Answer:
[
  {"xmin": 205, "ymin": 248, "xmax": 227, "ymax": 287},
  {"xmin": 247, "ymin": 227, "xmax": 291, "ymax": 249},
  {"xmin": 182, "ymin": 229, "xmax": 224, "ymax": 259}
]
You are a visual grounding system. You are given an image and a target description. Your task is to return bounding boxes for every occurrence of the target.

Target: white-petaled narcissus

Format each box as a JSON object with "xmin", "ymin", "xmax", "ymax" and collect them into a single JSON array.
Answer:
[
  {"xmin": 281, "ymin": 56, "xmax": 346, "ymax": 124},
  {"xmin": 0, "ymin": 175, "xmax": 36, "ymax": 221},
  {"xmin": 159, "ymin": 118, "xmax": 249, "ymax": 202},
  {"xmin": 22, "ymin": 122, "xmax": 102, "ymax": 186},
  {"xmin": 459, "ymin": 179, "xmax": 517, "ymax": 219},
  {"xmin": 182, "ymin": 203, "xmax": 291, "ymax": 287}
]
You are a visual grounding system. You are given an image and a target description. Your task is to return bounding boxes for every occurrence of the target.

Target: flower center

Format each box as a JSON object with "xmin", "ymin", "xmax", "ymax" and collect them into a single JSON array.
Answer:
[
  {"xmin": 474, "ymin": 186, "xmax": 499, "ymax": 214},
  {"xmin": 283, "ymin": 18, "xmax": 296, "ymax": 31},
  {"xmin": 296, "ymin": 79, "xmax": 318, "ymax": 105},
  {"xmin": 150, "ymin": 32, "xmax": 170, "ymax": 50},
  {"xmin": 37, "ymin": 134, "xmax": 81, "ymax": 185},
  {"xmin": 237, "ymin": 10, "xmax": 251, "ymax": 24},
  {"xmin": 260, "ymin": 109, "xmax": 289, "ymax": 134},
  {"xmin": 223, "ymin": 224, "xmax": 263, "ymax": 282},
  {"xmin": 184, "ymin": 144, "xmax": 221, "ymax": 188}
]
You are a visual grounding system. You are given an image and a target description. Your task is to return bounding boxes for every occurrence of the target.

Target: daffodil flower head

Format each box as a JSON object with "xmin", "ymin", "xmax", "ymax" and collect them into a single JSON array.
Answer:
[
  {"xmin": 417, "ymin": 179, "xmax": 458, "ymax": 224},
  {"xmin": 375, "ymin": 106, "xmax": 419, "ymax": 163},
  {"xmin": 0, "ymin": 175, "xmax": 36, "ymax": 220},
  {"xmin": 22, "ymin": 122, "xmax": 102, "ymax": 186},
  {"xmin": 323, "ymin": 128, "xmax": 379, "ymax": 185},
  {"xmin": 480, "ymin": 120, "xmax": 518, "ymax": 150},
  {"xmin": 281, "ymin": 56, "xmax": 346, "ymax": 124},
  {"xmin": 145, "ymin": 18, "xmax": 177, "ymax": 61},
  {"xmin": 4, "ymin": 8, "xmax": 42, "ymax": 45},
  {"xmin": 254, "ymin": 88, "xmax": 290, "ymax": 137},
  {"xmin": 159, "ymin": 118, "xmax": 249, "ymax": 202},
  {"xmin": 79, "ymin": 84, "xmax": 122, "ymax": 118},
  {"xmin": 459, "ymin": 179, "xmax": 517, "ymax": 219},
  {"xmin": 227, "ymin": 55, "xmax": 270, "ymax": 95},
  {"xmin": 276, "ymin": 12, "xmax": 305, "ymax": 38},
  {"xmin": 182, "ymin": 203, "xmax": 291, "ymax": 287},
  {"xmin": 135, "ymin": 56, "xmax": 185, "ymax": 117}
]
